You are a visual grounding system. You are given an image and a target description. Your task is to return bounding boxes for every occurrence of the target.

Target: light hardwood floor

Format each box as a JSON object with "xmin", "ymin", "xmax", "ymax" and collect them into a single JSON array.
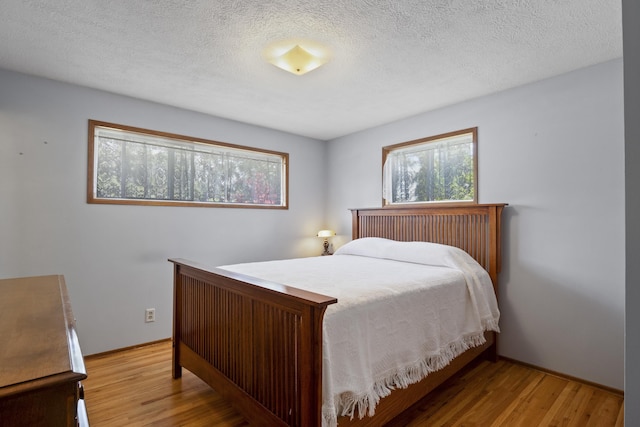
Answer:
[{"xmin": 83, "ymin": 340, "xmax": 623, "ymax": 426}]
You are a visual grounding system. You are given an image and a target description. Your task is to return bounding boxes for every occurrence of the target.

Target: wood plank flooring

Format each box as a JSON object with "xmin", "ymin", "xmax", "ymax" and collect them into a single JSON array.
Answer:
[{"xmin": 83, "ymin": 340, "xmax": 623, "ymax": 426}]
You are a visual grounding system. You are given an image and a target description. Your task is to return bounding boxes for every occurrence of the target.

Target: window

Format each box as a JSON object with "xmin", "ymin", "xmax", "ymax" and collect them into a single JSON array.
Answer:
[
  {"xmin": 88, "ymin": 120, "xmax": 288, "ymax": 208},
  {"xmin": 382, "ymin": 128, "xmax": 477, "ymax": 205}
]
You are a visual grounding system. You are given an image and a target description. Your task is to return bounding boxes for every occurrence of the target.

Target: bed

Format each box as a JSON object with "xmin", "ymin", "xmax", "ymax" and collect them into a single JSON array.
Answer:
[{"xmin": 170, "ymin": 204, "xmax": 506, "ymax": 426}]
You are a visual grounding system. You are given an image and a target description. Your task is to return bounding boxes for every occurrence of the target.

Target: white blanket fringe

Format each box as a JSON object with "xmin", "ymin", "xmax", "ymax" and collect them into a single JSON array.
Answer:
[{"xmin": 322, "ymin": 329, "xmax": 495, "ymax": 427}]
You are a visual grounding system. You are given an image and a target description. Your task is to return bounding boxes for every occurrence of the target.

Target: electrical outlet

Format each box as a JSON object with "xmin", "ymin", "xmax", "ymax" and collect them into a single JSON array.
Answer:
[{"xmin": 145, "ymin": 308, "xmax": 155, "ymax": 323}]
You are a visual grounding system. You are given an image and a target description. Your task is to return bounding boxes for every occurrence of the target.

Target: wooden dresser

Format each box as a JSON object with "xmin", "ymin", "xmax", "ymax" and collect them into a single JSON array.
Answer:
[{"xmin": 0, "ymin": 275, "xmax": 88, "ymax": 426}]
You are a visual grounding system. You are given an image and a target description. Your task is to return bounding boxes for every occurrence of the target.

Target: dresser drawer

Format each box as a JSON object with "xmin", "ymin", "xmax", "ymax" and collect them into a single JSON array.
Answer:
[{"xmin": 0, "ymin": 275, "xmax": 88, "ymax": 427}]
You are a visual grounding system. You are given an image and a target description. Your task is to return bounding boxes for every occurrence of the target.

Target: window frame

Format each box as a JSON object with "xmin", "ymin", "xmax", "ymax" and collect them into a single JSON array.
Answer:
[
  {"xmin": 87, "ymin": 120, "xmax": 289, "ymax": 209},
  {"xmin": 382, "ymin": 127, "xmax": 478, "ymax": 207}
]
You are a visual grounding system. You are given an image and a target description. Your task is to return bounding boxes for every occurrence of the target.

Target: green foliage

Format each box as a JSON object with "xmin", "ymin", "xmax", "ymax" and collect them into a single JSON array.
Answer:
[
  {"xmin": 388, "ymin": 139, "xmax": 474, "ymax": 203},
  {"xmin": 95, "ymin": 136, "xmax": 284, "ymax": 206}
]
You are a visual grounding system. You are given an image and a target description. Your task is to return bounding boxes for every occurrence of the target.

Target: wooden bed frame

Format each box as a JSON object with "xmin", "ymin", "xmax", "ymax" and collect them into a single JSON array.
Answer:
[{"xmin": 170, "ymin": 204, "xmax": 506, "ymax": 427}]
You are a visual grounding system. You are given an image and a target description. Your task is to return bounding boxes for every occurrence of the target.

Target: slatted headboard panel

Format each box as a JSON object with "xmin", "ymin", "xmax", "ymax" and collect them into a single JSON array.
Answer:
[{"xmin": 351, "ymin": 204, "xmax": 506, "ymax": 289}]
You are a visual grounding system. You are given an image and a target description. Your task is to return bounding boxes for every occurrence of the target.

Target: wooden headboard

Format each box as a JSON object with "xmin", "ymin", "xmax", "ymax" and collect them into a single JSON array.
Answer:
[{"xmin": 351, "ymin": 204, "xmax": 507, "ymax": 289}]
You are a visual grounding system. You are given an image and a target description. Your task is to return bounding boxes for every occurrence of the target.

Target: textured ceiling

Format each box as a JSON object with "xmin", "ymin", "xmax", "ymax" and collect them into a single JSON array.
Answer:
[{"xmin": 0, "ymin": 0, "xmax": 622, "ymax": 140}]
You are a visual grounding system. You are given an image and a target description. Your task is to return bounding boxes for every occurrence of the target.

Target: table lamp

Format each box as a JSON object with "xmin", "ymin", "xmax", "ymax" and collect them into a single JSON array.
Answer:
[{"xmin": 317, "ymin": 229, "xmax": 336, "ymax": 256}]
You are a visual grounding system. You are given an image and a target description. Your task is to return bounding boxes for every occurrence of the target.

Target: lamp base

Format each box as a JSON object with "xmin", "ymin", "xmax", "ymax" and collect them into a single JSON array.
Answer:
[{"xmin": 321, "ymin": 238, "xmax": 332, "ymax": 256}]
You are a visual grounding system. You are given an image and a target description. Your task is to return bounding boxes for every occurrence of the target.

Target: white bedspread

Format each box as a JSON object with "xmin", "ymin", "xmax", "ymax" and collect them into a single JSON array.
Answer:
[{"xmin": 220, "ymin": 238, "xmax": 500, "ymax": 427}]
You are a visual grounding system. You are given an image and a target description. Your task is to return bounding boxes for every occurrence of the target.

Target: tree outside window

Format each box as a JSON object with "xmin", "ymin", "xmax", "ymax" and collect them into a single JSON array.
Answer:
[
  {"xmin": 382, "ymin": 128, "xmax": 477, "ymax": 205},
  {"xmin": 88, "ymin": 120, "xmax": 288, "ymax": 209}
]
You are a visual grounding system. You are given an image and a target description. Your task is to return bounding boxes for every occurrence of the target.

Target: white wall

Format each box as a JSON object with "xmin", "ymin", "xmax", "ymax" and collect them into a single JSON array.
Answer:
[
  {"xmin": 623, "ymin": 0, "xmax": 639, "ymax": 423},
  {"xmin": 326, "ymin": 59, "xmax": 625, "ymax": 390},
  {"xmin": 0, "ymin": 69, "xmax": 327, "ymax": 355}
]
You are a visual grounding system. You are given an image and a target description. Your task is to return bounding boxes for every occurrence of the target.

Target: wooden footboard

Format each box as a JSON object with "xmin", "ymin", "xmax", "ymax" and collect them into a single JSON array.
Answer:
[
  {"xmin": 170, "ymin": 259, "xmax": 337, "ymax": 427},
  {"xmin": 171, "ymin": 204, "xmax": 506, "ymax": 426}
]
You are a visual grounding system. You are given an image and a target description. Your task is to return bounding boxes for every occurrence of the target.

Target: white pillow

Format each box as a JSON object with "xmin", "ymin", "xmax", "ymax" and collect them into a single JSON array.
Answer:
[
  {"xmin": 333, "ymin": 237, "xmax": 391, "ymax": 259},
  {"xmin": 334, "ymin": 237, "xmax": 477, "ymax": 269}
]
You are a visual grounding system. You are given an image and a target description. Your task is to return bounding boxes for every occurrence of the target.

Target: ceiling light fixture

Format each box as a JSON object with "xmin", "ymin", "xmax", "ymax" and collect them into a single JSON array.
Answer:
[{"xmin": 266, "ymin": 42, "xmax": 329, "ymax": 76}]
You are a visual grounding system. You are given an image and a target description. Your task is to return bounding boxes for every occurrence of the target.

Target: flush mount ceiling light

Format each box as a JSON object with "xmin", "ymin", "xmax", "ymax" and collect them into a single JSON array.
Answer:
[{"xmin": 265, "ymin": 41, "xmax": 329, "ymax": 76}]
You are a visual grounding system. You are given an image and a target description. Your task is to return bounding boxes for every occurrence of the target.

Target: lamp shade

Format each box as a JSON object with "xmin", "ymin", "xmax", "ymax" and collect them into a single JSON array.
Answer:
[{"xmin": 317, "ymin": 229, "xmax": 335, "ymax": 238}]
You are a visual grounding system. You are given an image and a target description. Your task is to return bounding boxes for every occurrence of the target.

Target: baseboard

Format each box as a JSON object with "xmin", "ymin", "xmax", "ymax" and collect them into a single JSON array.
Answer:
[
  {"xmin": 84, "ymin": 338, "xmax": 171, "ymax": 360},
  {"xmin": 500, "ymin": 356, "xmax": 623, "ymax": 396}
]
